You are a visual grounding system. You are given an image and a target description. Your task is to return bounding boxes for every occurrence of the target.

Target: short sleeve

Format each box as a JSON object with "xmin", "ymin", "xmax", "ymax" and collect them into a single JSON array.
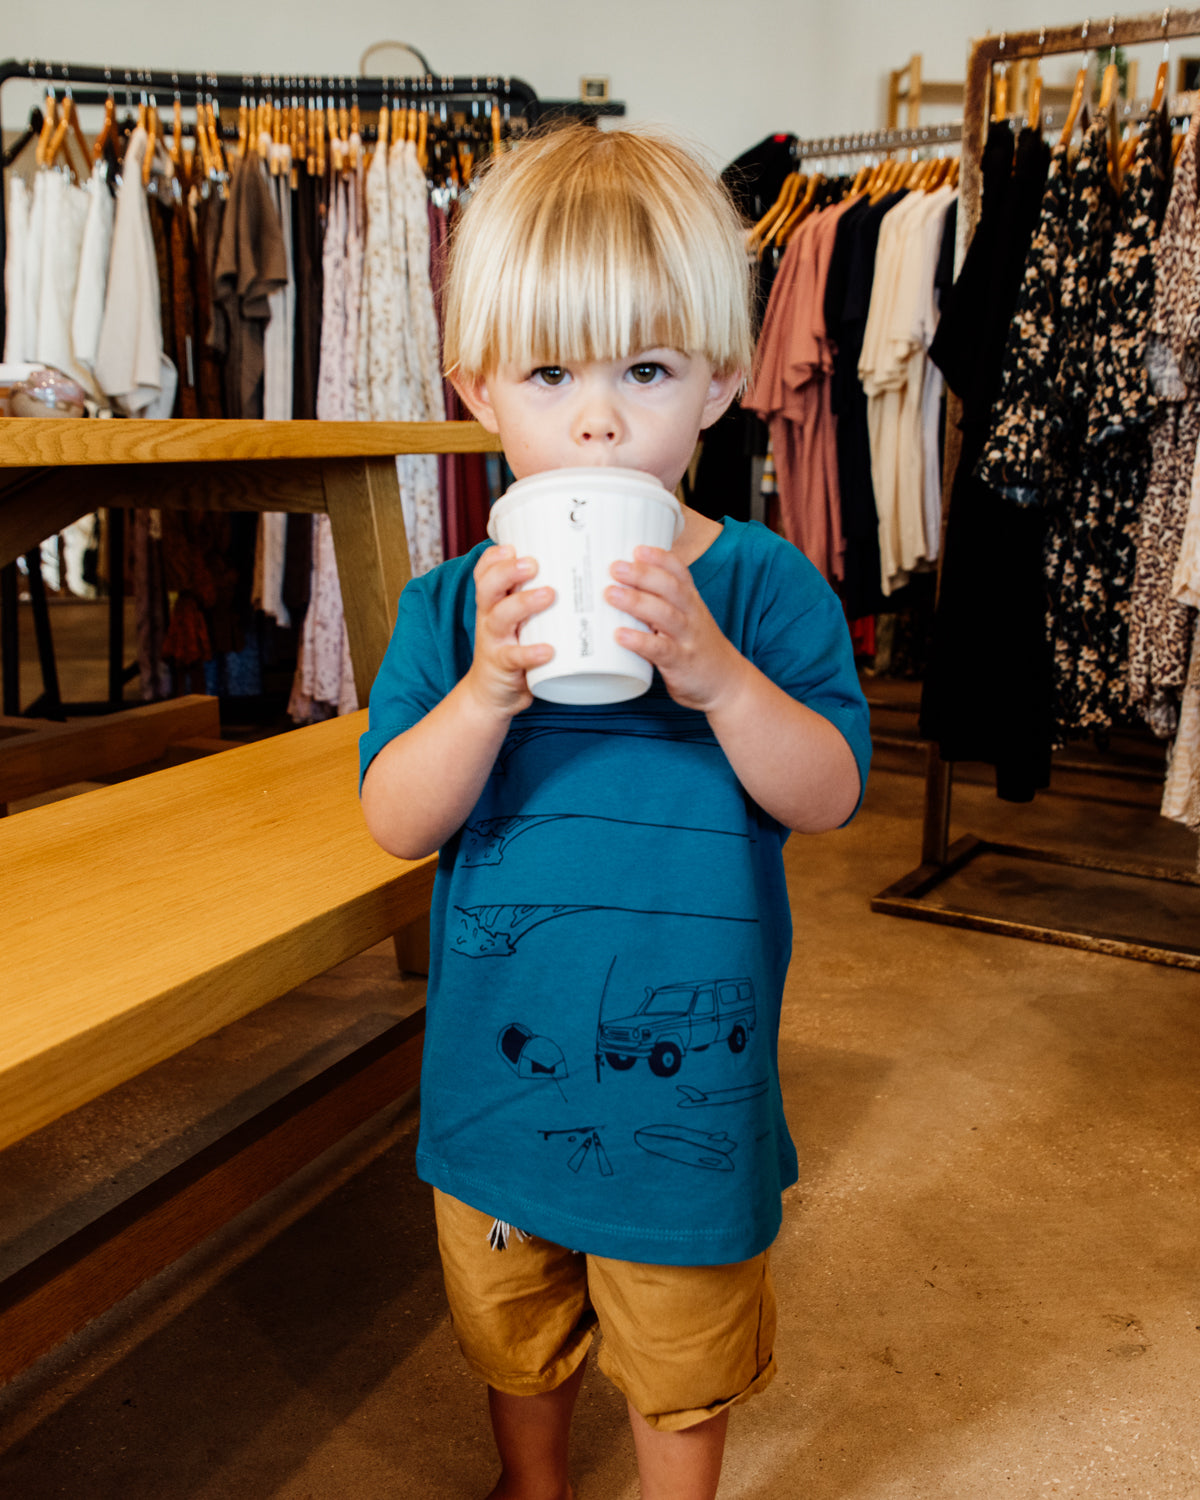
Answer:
[
  {"xmin": 358, "ymin": 547, "xmax": 483, "ymax": 786},
  {"xmin": 728, "ymin": 527, "xmax": 872, "ymax": 818}
]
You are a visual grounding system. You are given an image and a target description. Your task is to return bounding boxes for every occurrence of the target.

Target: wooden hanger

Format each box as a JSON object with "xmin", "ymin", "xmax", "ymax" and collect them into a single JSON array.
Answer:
[
  {"xmin": 746, "ymin": 171, "xmax": 802, "ymax": 253},
  {"xmin": 349, "ymin": 98, "xmax": 361, "ymax": 169},
  {"xmin": 62, "ymin": 93, "xmax": 92, "ymax": 173},
  {"xmin": 35, "ymin": 91, "xmax": 57, "ymax": 167},
  {"xmin": 170, "ymin": 97, "xmax": 183, "ymax": 168},
  {"xmin": 1096, "ymin": 51, "xmax": 1122, "ymax": 193},
  {"xmin": 1058, "ymin": 59, "xmax": 1088, "ymax": 148},
  {"xmin": 775, "ymin": 171, "xmax": 823, "ymax": 248},
  {"xmin": 142, "ymin": 97, "xmax": 159, "ymax": 186},
  {"xmin": 207, "ymin": 101, "xmax": 227, "ymax": 175},
  {"xmin": 1117, "ymin": 31, "xmax": 1173, "ymax": 176},
  {"xmin": 1151, "ymin": 55, "xmax": 1169, "ymax": 113},
  {"xmin": 92, "ymin": 95, "xmax": 117, "ymax": 162},
  {"xmin": 1027, "ymin": 61, "xmax": 1043, "ymax": 131},
  {"xmin": 991, "ymin": 63, "xmax": 1009, "ymax": 122},
  {"xmin": 46, "ymin": 95, "xmax": 90, "ymax": 179},
  {"xmin": 1098, "ymin": 55, "xmax": 1119, "ymax": 111}
]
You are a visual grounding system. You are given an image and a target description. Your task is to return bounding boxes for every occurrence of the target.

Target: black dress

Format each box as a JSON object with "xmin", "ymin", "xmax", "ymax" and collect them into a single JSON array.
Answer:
[{"xmin": 919, "ymin": 122, "xmax": 1053, "ymax": 801}]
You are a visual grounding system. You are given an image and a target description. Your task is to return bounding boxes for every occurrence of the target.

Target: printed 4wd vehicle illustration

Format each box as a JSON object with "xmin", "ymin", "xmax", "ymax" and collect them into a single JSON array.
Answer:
[{"xmin": 598, "ymin": 979, "xmax": 756, "ymax": 1077}]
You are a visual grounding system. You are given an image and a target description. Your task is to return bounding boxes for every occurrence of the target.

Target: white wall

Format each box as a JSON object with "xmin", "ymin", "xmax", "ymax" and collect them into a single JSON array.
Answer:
[{"xmin": 1, "ymin": 0, "xmax": 1184, "ymax": 169}]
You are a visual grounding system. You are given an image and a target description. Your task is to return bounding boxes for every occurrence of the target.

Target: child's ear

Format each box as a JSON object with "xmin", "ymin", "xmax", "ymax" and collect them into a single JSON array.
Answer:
[
  {"xmin": 700, "ymin": 369, "xmax": 743, "ymax": 431},
  {"xmin": 450, "ymin": 373, "xmax": 500, "ymax": 434}
]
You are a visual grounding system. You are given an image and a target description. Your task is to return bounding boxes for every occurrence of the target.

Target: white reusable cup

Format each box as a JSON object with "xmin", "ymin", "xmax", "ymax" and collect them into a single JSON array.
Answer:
[{"xmin": 487, "ymin": 466, "xmax": 684, "ymax": 704}]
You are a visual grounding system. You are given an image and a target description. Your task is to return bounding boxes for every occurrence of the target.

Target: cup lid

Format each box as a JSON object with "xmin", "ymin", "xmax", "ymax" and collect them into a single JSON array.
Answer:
[{"xmin": 488, "ymin": 467, "xmax": 682, "ymax": 541}]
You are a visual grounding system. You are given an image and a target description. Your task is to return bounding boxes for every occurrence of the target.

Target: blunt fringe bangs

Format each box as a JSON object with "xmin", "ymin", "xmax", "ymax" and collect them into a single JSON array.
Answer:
[{"xmin": 443, "ymin": 126, "xmax": 753, "ymax": 379}]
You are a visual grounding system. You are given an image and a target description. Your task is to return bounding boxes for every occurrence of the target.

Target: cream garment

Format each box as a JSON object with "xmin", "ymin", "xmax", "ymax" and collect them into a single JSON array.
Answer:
[
  {"xmin": 315, "ymin": 172, "xmax": 350, "ymax": 422},
  {"xmin": 94, "ymin": 126, "xmax": 175, "ymax": 415},
  {"xmin": 401, "ymin": 138, "xmax": 446, "ymax": 425},
  {"xmin": 1160, "ymin": 610, "xmax": 1200, "ymax": 834},
  {"xmin": 71, "ymin": 161, "xmax": 116, "ymax": 390},
  {"xmin": 21, "ymin": 171, "xmax": 48, "ymax": 365},
  {"xmin": 35, "ymin": 168, "xmax": 93, "ymax": 394},
  {"xmin": 343, "ymin": 147, "xmax": 365, "ymax": 421},
  {"xmin": 385, "ymin": 135, "xmax": 418, "ymax": 418},
  {"xmin": 860, "ymin": 190, "xmax": 933, "ymax": 595},
  {"xmin": 3, "ymin": 176, "xmax": 30, "ymax": 361},
  {"xmin": 358, "ymin": 133, "xmax": 397, "ymax": 422},
  {"xmin": 263, "ymin": 143, "xmax": 295, "ymax": 422},
  {"xmin": 1162, "ymin": 437, "xmax": 1200, "ymax": 832},
  {"xmin": 257, "ymin": 147, "xmax": 295, "ymax": 628},
  {"xmin": 291, "ymin": 164, "xmax": 363, "ymax": 722},
  {"xmin": 390, "ymin": 135, "xmax": 442, "ymax": 575},
  {"xmin": 917, "ymin": 192, "xmax": 957, "ymax": 561}
]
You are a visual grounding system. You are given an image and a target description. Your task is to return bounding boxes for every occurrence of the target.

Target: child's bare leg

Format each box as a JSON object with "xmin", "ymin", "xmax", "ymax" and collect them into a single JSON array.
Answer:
[
  {"xmin": 484, "ymin": 1357, "xmax": 587, "ymax": 1500},
  {"xmin": 627, "ymin": 1403, "xmax": 728, "ymax": 1500}
]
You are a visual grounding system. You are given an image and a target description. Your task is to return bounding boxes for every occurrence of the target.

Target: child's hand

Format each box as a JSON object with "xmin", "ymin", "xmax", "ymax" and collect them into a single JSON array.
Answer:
[
  {"xmin": 467, "ymin": 546, "xmax": 555, "ymax": 715},
  {"xmin": 606, "ymin": 547, "xmax": 745, "ymax": 712}
]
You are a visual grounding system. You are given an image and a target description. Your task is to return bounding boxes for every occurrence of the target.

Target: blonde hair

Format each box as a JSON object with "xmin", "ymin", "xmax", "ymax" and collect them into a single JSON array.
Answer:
[{"xmin": 443, "ymin": 125, "xmax": 753, "ymax": 380}]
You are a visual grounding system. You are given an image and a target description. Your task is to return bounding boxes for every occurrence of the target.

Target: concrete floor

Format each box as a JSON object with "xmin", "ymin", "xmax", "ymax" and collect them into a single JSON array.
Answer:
[{"xmin": 3, "ymin": 619, "xmax": 1200, "ymax": 1497}]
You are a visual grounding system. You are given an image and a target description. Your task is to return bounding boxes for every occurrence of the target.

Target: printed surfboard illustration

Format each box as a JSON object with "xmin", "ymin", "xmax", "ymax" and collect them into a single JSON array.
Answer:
[
  {"xmin": 462, "ymin": 813, "xmax": 751, "ymax": 867},
  {"xmin": 634, "ymin": 1124, "xmax": 738, "ymax": 1171},
  {"xmin": 453, "ymin": 904, "xmax": 757, "ymax": 959},
  {"xmin": 675, "ymin": 1080, "xmax": 768, "ymax": 1108}
]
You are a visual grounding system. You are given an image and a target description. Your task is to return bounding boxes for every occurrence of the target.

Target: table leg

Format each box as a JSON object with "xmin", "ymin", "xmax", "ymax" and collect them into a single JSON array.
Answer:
[{"xmin": 323, "ymin": 456, "xmax": 414, "ymax": 707}]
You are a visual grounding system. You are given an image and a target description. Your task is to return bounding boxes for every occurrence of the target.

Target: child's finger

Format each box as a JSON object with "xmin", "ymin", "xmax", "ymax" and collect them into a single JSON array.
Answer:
[
  {"xmin": 487, "ymin": 585, "xmax": 555, "ymax": 637},
  {"xmin": 474, "ymin": 547, "xmax": 539, "ymax": 607},
  {"xmin": 605, "ymin": 581, "xmax": 682, "ymax": 637},
  {"xmin": 610, "ymin": 549, "xmax": 689, "ymax": 605}
]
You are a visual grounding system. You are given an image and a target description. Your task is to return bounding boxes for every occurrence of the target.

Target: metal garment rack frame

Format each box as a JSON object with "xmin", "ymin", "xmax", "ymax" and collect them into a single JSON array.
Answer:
[
  {"xmin": 870, "ymin": 7, "xmax": 1200, "ymax": 972},
  {"xmin": 0, "ymin": 57, "xmax": 538, "ymax": 719}
]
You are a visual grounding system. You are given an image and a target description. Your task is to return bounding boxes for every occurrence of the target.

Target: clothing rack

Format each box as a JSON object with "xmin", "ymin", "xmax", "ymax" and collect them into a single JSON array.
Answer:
[
  {"xmin": 0, "ymin": 57, "xmax": 540, "ymax": 351},
  {"xmin": 0, "ymin": 56, "xmax": 538, "ymax": 718},
  {"xmin": 871, "ymin": 8, "xmax": 1200, "ymax": 971}
]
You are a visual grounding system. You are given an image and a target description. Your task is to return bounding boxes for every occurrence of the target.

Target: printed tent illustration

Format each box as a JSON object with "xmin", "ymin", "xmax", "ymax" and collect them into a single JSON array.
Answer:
[{"xmin": 497, "ymin": 1022, "xmax": 569, "ymax": 1080}]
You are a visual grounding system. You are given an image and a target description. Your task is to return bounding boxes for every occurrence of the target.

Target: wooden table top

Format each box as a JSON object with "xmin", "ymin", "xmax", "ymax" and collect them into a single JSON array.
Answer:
[{"xmin": 0, "ymin": 417, "xmax": 501, "ymax": 467}]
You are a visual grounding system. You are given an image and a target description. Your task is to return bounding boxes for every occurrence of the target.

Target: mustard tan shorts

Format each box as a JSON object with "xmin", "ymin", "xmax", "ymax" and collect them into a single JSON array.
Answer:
[{"xmin": 432, "ymin": 1188, "xmax": 777, "ymax": 1432}]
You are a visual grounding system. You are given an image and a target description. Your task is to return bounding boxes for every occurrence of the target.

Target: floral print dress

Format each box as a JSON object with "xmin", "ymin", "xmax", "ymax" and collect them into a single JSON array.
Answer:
[{"xmin": 1050, "ymin": 114, "xmax": 1169, "ymax": 740}]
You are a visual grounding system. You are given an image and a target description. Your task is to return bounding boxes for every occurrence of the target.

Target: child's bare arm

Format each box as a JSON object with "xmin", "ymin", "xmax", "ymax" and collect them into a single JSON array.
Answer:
[
  {"xmin": 607, "ymin": 548, "xmax": 861, "ymax": 832},
  {"xmin": 361, "ymin": 548, "xmax": 554, "ymax": 859}
]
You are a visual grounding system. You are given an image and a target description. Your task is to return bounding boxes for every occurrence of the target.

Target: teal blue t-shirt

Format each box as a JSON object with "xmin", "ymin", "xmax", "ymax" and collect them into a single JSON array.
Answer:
[{"xmin": 360, "ymin": 519, "xmax": 871, "ymax": 1264}]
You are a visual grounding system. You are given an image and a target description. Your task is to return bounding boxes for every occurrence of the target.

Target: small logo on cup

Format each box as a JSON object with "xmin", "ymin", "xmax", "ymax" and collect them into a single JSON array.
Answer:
[
  {"xmin": 578, "ymin": 618, "xmax": 593, "ymax": 657},
  {"xmin": 569, "ymin": 498, "xmax": 588, "ymax": 529}
]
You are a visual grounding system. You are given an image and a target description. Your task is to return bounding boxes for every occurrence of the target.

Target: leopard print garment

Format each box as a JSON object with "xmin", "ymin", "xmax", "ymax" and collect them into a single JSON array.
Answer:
[{"xmin": 1127, "ymin": 104, "xmax": 1200, "ymax": 739}]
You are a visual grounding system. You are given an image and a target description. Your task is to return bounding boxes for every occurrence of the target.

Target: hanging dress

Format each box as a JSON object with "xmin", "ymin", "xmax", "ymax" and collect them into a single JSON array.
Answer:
[
  {"xmin": 1056, "ymin": 114, "xmax": 1169, "ymax": 738},
  {"xmin": 1127, "ymin": 104, "xmax": 1200, "ymax": 740}
]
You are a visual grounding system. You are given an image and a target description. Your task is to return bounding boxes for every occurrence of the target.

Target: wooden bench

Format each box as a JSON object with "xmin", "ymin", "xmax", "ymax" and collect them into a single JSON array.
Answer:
[
  {"xmin": 0, "ymin": 708, "xmax": 434, "ymax": 1386},
  {"xmin": 0, "ymin": 695, "xmax": 225, "ymax": 813}
]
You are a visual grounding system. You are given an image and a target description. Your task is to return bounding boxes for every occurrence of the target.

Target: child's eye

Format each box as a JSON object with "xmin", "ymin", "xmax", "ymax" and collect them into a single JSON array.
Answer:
[
  {"xmin": 532, "ymin": 366, "xmax": 567, "ymax": 387},
  {"xmin": 628, "ymin": 362, "xmax": 667, "ymax": 385}
]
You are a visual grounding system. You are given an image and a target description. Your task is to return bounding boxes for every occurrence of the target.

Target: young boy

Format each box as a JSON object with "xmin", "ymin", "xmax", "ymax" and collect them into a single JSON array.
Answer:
[{"xmin": 360, "ymin": 125, "xmax": 871, "ymax": 1500}]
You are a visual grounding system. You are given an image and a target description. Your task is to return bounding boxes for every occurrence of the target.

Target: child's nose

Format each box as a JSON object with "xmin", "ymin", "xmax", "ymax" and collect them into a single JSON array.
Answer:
[{"xmin": 572, "ymin": 392, "xmax": 623, "ymax": 446}]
